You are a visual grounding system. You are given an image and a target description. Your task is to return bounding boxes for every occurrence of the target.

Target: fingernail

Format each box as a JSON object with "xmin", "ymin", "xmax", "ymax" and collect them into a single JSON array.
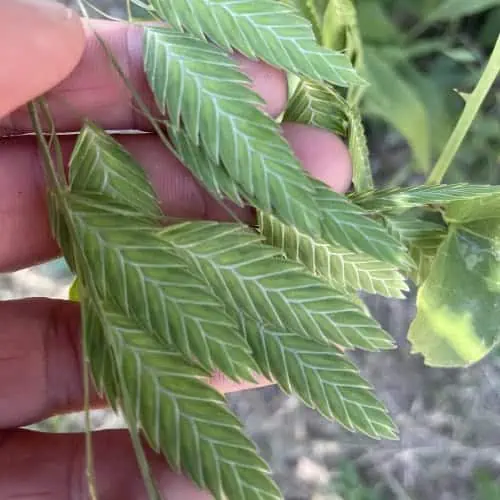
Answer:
[
  {"xmin": 0, "ymin": 0, "xmax": 85, "ymax": 118},
  {"xmin": 2, "ymin": 0, "xmax": 76, "ymax": 21}
]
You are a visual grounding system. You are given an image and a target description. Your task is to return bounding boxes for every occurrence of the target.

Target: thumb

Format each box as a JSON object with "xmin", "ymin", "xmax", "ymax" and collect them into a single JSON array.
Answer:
[{"xmin": 0, "ymin": 0, "xmax": 85, "ymax": 118}]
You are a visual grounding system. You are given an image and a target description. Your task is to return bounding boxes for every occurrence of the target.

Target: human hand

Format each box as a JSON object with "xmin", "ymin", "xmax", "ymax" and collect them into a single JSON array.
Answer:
[{"xmin": 0, "ymin": 1, "xmax": 353, "ymax": 498}]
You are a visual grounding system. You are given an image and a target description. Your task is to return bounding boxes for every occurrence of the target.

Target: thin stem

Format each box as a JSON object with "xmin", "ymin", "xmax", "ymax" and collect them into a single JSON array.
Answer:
[
  {"xmin": 127, "ymin": 0, "xmax": 133, "ymax": 22},
  {"xmin": 80, "ymin": 297, "xmax": 100, "ymax": 500},
  {"xmin": 27, "ymin": 102, "xmax": 63, "ymax": 192},
  {"xmin": 426, "ymin": 35, "xmax": 500, "ymax": 185},
  {"xmin": 29, "ymin": 100, "xmax": 99, "ymax": 500}
]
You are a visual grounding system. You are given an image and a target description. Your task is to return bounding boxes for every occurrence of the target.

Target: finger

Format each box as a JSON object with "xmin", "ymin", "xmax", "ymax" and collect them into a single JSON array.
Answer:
[
  {"xmin": 0, "ymin": 124, "xmax": 352, "ymax": 272},
  {"xmin": 0, "ymin": 298, "xmax": 272, "ymax": 429},
  {"xmin": 0, "ymin": 429, "xmax": 212, "ymax": 499},
  {"xmin": 1, "ymin": 19, "xmax": 288, "ymax": 134},
  {"xmin": 0, "ymin": 0, "xmax": 85, "ymax": 118}
]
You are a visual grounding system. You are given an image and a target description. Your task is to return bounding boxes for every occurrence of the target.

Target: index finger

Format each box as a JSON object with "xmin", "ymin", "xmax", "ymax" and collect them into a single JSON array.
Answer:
[{"xmin": 1, "ymin": 19, "xmax": 288, "ymax": 134}]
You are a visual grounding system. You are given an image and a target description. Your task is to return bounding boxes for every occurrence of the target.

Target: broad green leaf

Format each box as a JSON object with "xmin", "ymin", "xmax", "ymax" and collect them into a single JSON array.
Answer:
[
  {"xmin": 348, "ymin": 107, "xmax": 373, "ymax": 192},
  {"xmin": 385, "ymin": 215, "xmax": 447, "ymax": 285},
  {"xmin": 144, "ymin": 28, "xmax": 322, "ymax": 237},
  {"xmin": 161, "ymin": 221, "xmax": 395, "ymax": 351},
  {"xmin": 409, "ymin": 223, "xmax": 500, "ymax": 367},
  {"xmin": 351, "ymin": 183, "xmax": 500, "ymax": 214},
  {"xmin": 356, "ymin": 0, "xmax": 403, "ymax": 45},
  {"xmin": 426, "ymin": 0, "xmax": 500, "ymax": 22},
  {"xmin": 67, "ymin": 194, "xmax": 258, "ymax": 382},
  {"xmin": 69, "ymin": 123, "xmax": 162, "ymax": 219},
  {"xmin": 148, "ymin": 0, "xmax": 363, "ymax": 87},
  {"xmin": 398, "ymin": 61, "xmax": 455, "ymax": 155},
  {"xmin": 314, "ymin": 181, "xmax": 413, "ymax": 271},
  {"xmin": 283, "ymin": 80, "xmax": 349, "ymax": 137},
  {"xmin": 102, "ymin": 302, "xmax": 281, "ymax": 500},
  {"xmin": 241, "ymin": 317, "xmax": 398, "ymax": 440},
  {"xmin": 259, "ymin": 212, "xmax": 408, "ymax": 299},
  {"xmin": 363, "ymin": 47, "xmax": 431, "ymax": 173},
  {"xmin": 445, "ymin": 194, "xmax": 500, "ymax": 224}
]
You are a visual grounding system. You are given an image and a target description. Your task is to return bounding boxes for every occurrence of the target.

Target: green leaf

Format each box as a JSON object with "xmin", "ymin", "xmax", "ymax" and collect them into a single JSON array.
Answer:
[
  {"xmin": 409, "ymin": 222, "xmax": 500, "ymax": 367},
  {"xmin": 259, "ymin": 212, "xmax": 408, "ymax": 299},
  {"xmin": 362, "ymin": 47, "xmax": 431, "ymax": 173},
  {"xmin": 167, "ymin": 125, "xmax": 246, "ymax": 207},
  {"xmin": 426, "ymin": 0, "xmax": 500, "ymax": 22},
  {"xmin": 351, "ymin": 184, "xmax": 500, "ymax": 214},
  {"xmin": 293, "ymin": 0, "xmax": 323, "ymax": 41},
  {"xmin": 445, "ymin": 194, "xmax": 500, "ymax": 224},
  {"xmin": 321, "ymin": 0, "xmax": 357, "ymax": 50},
  {"xmin": 283, "ymin": 80, "xmax": 349, "ymax": 137},
  {"xmin": 283, "ymin": 82, "xmax": 373, "ymax": 191},
  {"xmin": 314, "ymin": 181, "xmax": 413, "ymax": 271},
  {"xmin": 241, "ymin": 317, "xmax": 398, "ymax": 440},
  {"xmin": 69, "ymin": 122, "xmax": 162, "ymax": 219},
  {"xmin": 143, "ymin": 28, "xmax": 322, "ymax": 237},
  {"xmin": 385, "ymin": 215, "xmax": 447, "ymax": 285},
  {"xmin": 102, "ymin": 302, "xmax": 281, "ymax": 500},
  {"xmin": 347, "ymin": 107, "xmax": 373, "ymax": 192},
  {"xmin": 82, "ymin": 294, "xmax": 120, "ymax": 410},
  {"xmin": 67, "ymin": 194, "xmax": 258, "ymax": 382},
  {"xmin": 148, "ymin": 0, "xmax": 363, "ymax": 87},
  {"xmin": 161, "ymin": 221, "xmax": 395, "ymax": 351},
  {"xmin": 356, "ymin": 0, "xmax": 403, "ymax": 45}
]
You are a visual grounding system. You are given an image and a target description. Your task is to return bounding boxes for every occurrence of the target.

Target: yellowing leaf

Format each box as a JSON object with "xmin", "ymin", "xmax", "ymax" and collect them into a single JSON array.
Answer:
[{"xmin": 409, "ymin": 223, "xmax": 500, "ymax": 367}]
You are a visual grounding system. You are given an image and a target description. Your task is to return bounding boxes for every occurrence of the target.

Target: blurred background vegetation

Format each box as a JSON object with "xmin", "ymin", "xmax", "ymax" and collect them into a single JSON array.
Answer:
[{"xmin": 9, "ymin": 0, "xmax": 500, "ymax": 498}]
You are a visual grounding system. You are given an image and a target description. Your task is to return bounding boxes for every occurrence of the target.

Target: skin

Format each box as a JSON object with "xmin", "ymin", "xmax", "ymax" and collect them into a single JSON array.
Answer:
[{"xmin": 0, "ymin": 1, "xmax": 353, "ymax": 498}]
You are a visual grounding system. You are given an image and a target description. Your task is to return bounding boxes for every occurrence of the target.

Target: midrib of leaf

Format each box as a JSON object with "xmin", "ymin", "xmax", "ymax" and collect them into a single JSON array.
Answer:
[
  {"xmin": 347, "ymin": 106, "xmax": 373, "ymax": 192},
  {"xmin": 161, "ymin": 221, "xmax": 395, "ymax": 351},
  {"xmin": 350, "ymin": 183, "xmax": 500, "ymax": 214},
  {"xmin": 148, "ymin": 0, "xmax": 363, "ymax": 87}
]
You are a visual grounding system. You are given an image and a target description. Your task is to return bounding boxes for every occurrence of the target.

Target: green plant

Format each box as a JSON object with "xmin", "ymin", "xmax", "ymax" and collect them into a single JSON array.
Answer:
[
  {"xmin": 30, "ymin": 0, "xmax": 500, "ymax": 498},
  {"xmin": 323, "ymin": 461, "xmax": 386, "ymax": 500},
  {"xmin": 473, "ymin": 469, "xmax": 500, "ymax": 500}
]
